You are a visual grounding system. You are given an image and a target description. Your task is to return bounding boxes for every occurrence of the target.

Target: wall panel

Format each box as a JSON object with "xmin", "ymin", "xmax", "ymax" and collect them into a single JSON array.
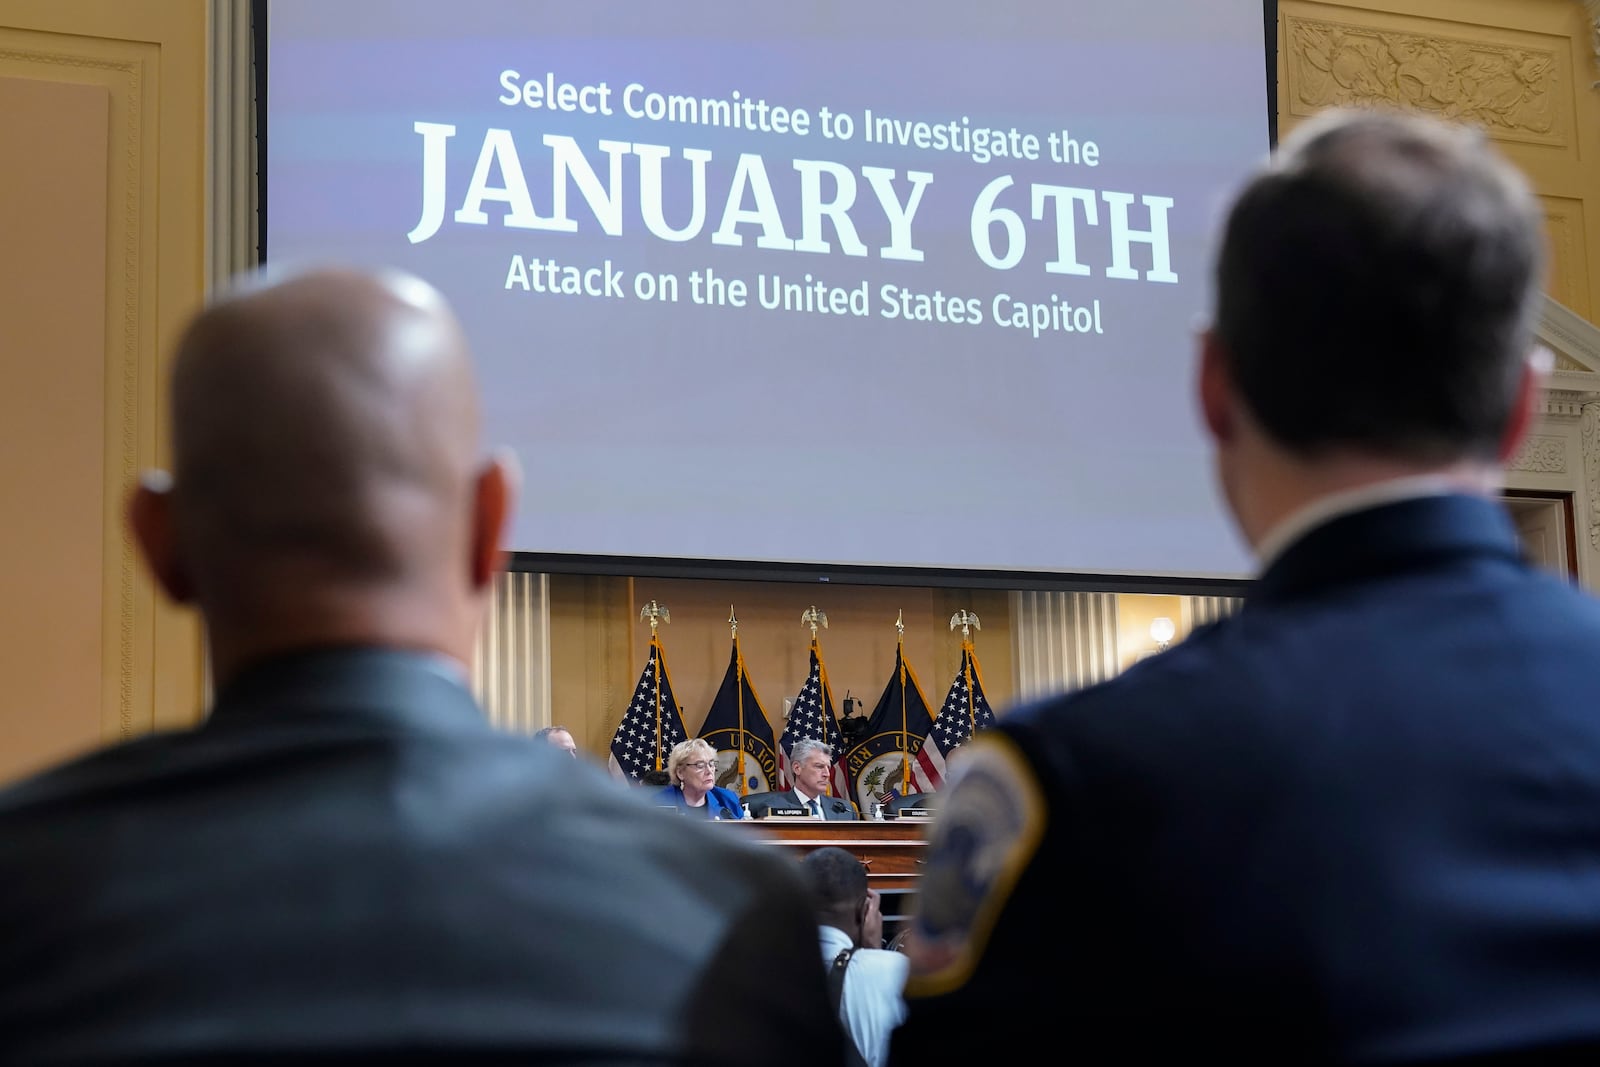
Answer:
[{"xmin": 0, "ymin": 2, "xmax": 208, "ymax": 783}]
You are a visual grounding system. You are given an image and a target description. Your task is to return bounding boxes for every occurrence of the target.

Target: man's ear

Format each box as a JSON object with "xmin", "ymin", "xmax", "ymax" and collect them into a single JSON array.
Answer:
[
  {"xmin": 469, "ymin": 449, "xmax": 520, "ymax": 591},
  {"xmin": 1496, "ymin": 347, "xmax": 1553, "ymax": 464},
  {"xmin": 1198, "ymin": 329, "xmax": 1236, "ymax": 446},
  {"xmin": 128, "ymin": 472, "xmax": 194, "ymax": 604}
]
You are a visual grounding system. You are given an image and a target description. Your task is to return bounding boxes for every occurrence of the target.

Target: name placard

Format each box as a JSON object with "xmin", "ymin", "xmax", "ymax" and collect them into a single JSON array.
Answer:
[
  {"xmin": 896, "ymin": 808, "xmax": 935, "ymax": 819},
  {"xmin": 762, "ymin": 807, "xmax": 810, "ymax": 819}
]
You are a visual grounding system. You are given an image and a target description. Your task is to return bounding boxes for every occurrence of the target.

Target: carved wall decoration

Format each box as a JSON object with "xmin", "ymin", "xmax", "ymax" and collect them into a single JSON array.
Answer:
[
  {"xmin": 1587, "ymin": 0, "xmax": 1600, "ymax": 83},
  {"xmin": 1510, "ymin": 434, "xmax": 1568, "ymax": 473},
  {"xmin": 1556, "ymin": 352, "xmax": 1590, "ymax": 372},
  {"xmin": 1542, "ymin": 199, "xmax": 1592, "ymax": 319},
  {"xmin": 1540, "ymin": 298, "xmax": 1600, "ymax": 374},
  {"xmin": 1545, "ymin": 391, "xmax": 1590, "ymax": 418},
  {"xmin": 1584, "ymin": 404, "xmax": 1600, "ymax": 549},
  {"xmin": 1287, "ymin": 16, "xmax": 1561, "ymax": 144}
]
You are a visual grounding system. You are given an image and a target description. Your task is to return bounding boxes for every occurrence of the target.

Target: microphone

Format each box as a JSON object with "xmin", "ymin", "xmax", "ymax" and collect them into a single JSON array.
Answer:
[{"xmin": 829, "ymin": 799, "xmax": 850, "ymax": 816}]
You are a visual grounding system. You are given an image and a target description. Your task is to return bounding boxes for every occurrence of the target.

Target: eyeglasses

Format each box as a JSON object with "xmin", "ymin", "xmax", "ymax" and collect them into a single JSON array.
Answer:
[{"xmin": 684, "ymin": 760, "xmax": 717, "ymax": 772}]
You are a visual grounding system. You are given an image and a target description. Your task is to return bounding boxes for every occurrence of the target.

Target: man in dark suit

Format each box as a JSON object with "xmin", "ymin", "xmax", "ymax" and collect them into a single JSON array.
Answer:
[
  {"xmin": 765, "ymin": 738, "xmax": 857, "ymax": 820},
  {"xmin": 893, "ymin": 109, "xmax": 1600, "ymax": 1063},
  {"xmin": 0, "ymin": 268, "xmax": 843, "ymax": 1065}
]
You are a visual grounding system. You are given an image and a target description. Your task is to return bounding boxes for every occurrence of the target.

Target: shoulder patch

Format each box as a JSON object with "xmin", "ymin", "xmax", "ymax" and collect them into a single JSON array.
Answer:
[{"xmin": 903, "ymin": 732, "xmax": 1046, "ymax": 997}]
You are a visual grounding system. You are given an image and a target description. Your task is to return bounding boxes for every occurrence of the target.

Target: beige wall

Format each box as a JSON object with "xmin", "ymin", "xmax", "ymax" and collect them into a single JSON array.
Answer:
[{"xmin": 0, "ymin": 1, "xmax": 209, "ymax": 784}]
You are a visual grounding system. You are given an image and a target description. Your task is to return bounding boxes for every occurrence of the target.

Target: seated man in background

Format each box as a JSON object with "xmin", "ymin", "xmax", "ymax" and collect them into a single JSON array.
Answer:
[
  {"xmin": 800, "ymin": 848, "xmax": 907, "ymax": 1067},
  {"xmin": 759, "ymin": 738, "xmax": 856, "ymax": 820},
  {"xmin": 894, "ymin": 109, "xmax": 1600, "ymax": 1063},
  {"xmin": 0, "ymin": 267, "xmax": 840, "ymax": 1065},
  {"xmin": 535, "ymin": 724, "xmax": 579, "ymax": 757}
]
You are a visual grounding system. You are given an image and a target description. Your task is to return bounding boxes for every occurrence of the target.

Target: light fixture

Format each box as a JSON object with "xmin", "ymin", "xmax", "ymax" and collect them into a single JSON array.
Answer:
[{"xmin": 1149, "ymin": 616, "xmax": 1176, "ymax": 651}]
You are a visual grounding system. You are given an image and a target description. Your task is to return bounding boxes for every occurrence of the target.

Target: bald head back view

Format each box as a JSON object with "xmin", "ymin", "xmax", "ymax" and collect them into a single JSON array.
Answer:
[{"xmin": 132, "ymin": 267, "xmax": 515, "ymax": 684}]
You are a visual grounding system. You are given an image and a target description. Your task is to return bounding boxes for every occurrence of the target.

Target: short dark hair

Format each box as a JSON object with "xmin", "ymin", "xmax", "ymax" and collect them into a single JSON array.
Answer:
[
  {"xmin": 799, "ymin": 846, "xmax": 867, "ymax": 913},
  {"xmin": 1213, "ymin": 109, "xmax": 1544, "ymax": 461}
]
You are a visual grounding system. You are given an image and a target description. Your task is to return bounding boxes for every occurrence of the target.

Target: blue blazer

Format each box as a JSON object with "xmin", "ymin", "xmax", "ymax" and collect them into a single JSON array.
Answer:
[
  {"xmin": 895, "ymin": 495, "xmax": 1600, "ymax": 1063},
  {"xmin": 657, "ymin": 783, "xmax": 745, "ymax": 819}
]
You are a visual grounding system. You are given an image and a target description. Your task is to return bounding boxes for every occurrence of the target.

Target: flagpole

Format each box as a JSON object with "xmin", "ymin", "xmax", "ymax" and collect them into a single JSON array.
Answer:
[
  {"xmin": 896, "ymin": 611, "xmax": 911, "ymax": 797},
  {"xmin": 642, "ymin": 601, "xmax": 670, "ymax": 771},
  {"xmin": 951, "ymin": 609, "xmax": 982, "ymax": 738},
  {"xmin": 964, "ymin": 642, "xmax": 976, "ymax": 736},
  {"xmin": 730, "ymin": 605, "xmax": 748, "ymax": 796},
  {"xmin": 801, "ymin": 606, "xmax": 830, "ymax": 793}
]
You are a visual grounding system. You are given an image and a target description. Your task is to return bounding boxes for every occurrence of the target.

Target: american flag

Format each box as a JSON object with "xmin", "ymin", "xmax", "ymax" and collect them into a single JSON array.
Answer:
[
  {"xmin": 777, "ymin": 641, "xmax": 849, "ymax": 797},
  {"xmin": 607, "ymin": 635, "xmax": 688, "ymax": 782},
  {"xmin": 910, "ymin": 641, "xmax": 997, "ymax": 792}
]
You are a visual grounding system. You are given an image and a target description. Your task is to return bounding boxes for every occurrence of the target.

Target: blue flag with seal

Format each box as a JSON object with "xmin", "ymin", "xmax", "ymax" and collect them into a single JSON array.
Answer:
[
  {"xmin": 844, "ymin": 640, "xmax": 937, "ymax": 810},
  {"xmin": 698, "ymin": 634, "xmax": 778, "ymax": 796},
  {"xmin": 608, "ymin": 634, "xmax": 688, "ymax": 783}
]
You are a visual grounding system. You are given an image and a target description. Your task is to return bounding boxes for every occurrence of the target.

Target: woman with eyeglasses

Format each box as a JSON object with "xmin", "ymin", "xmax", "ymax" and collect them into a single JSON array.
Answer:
[{"xmin": 656, "ymin": 738, "xmax": 744, "ymax": 819}]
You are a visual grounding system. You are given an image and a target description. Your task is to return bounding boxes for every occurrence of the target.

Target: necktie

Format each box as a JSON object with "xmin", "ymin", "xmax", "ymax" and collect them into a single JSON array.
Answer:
[{"xmin": 811, "ymin": 798, "xmax": 823, "ymax": 819}]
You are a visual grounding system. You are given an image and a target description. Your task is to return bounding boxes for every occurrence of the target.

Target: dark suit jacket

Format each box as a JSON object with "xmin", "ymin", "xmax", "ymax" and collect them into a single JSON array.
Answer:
[
  {"xmin": 0, "ymin": 648, "xmax": 843, "ymax": 1066},
  {"xmin": 894, "ymin": 495, "xmax": 1600, "ymax": 1064},
  {"xmin": 765, "ymin": 788, "xmax": 858, "ymax": 821}
]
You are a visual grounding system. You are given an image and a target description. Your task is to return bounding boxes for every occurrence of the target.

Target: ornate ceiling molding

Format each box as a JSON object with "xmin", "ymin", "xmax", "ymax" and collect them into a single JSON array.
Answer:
[
  {"xmin": 1543, "ymin": 391, "xmax": 1592, "ymax": 418},
  {"xmin": 1539, "ymin": 296, "xmax": 1600, "ymax": 379}
]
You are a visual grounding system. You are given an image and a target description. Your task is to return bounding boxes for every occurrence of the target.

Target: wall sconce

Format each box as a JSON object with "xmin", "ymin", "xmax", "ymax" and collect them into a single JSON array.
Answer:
[{"xmin": 1149, "ymin": 616, "xmax": 1176, "ymax": 651}]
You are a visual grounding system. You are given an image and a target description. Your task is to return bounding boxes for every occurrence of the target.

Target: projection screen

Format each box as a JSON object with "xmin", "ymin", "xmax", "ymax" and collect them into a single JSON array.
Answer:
[{"xmin": 264, "ymin": 0, "xmax": 1272, "ymax": 582}]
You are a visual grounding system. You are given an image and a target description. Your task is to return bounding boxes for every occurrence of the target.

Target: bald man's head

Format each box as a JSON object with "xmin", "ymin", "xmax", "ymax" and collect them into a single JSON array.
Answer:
[{"xmin": 132, "ymin": 267, "xmax": 516, "ymax": 681}]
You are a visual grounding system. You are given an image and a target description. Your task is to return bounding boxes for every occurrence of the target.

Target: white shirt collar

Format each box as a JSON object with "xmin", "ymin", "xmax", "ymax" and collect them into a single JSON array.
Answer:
[
  {"xmin": 819, "ymin": 924, "xmax": 855, "ymax": 954},
  {"xmin": 1253, "ymin": 475, "xmax": 1462, "ymax": 574}
]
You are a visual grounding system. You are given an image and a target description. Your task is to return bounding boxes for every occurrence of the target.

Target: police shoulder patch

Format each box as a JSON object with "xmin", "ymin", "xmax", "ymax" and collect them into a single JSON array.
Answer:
[{"xmin": 903, "ymin": 732, "xmax": 1046, "ymax": 997}]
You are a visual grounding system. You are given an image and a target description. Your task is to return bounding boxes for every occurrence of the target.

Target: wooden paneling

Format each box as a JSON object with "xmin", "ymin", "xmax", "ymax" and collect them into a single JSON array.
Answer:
[
  {"xmin": 0, "ymin": 77, "xmax": 110, "ymax": 781},
  {"xmin": 0, "ymin": 2, "xmax": 209, "ymax": 784},
  {"xmin": 718, "ymin": 819, "xmax": 928, "ymax": 891},
  {"xmin": 1543, "ymin": 196, "xmax": 1592, "ymax": 318}
]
